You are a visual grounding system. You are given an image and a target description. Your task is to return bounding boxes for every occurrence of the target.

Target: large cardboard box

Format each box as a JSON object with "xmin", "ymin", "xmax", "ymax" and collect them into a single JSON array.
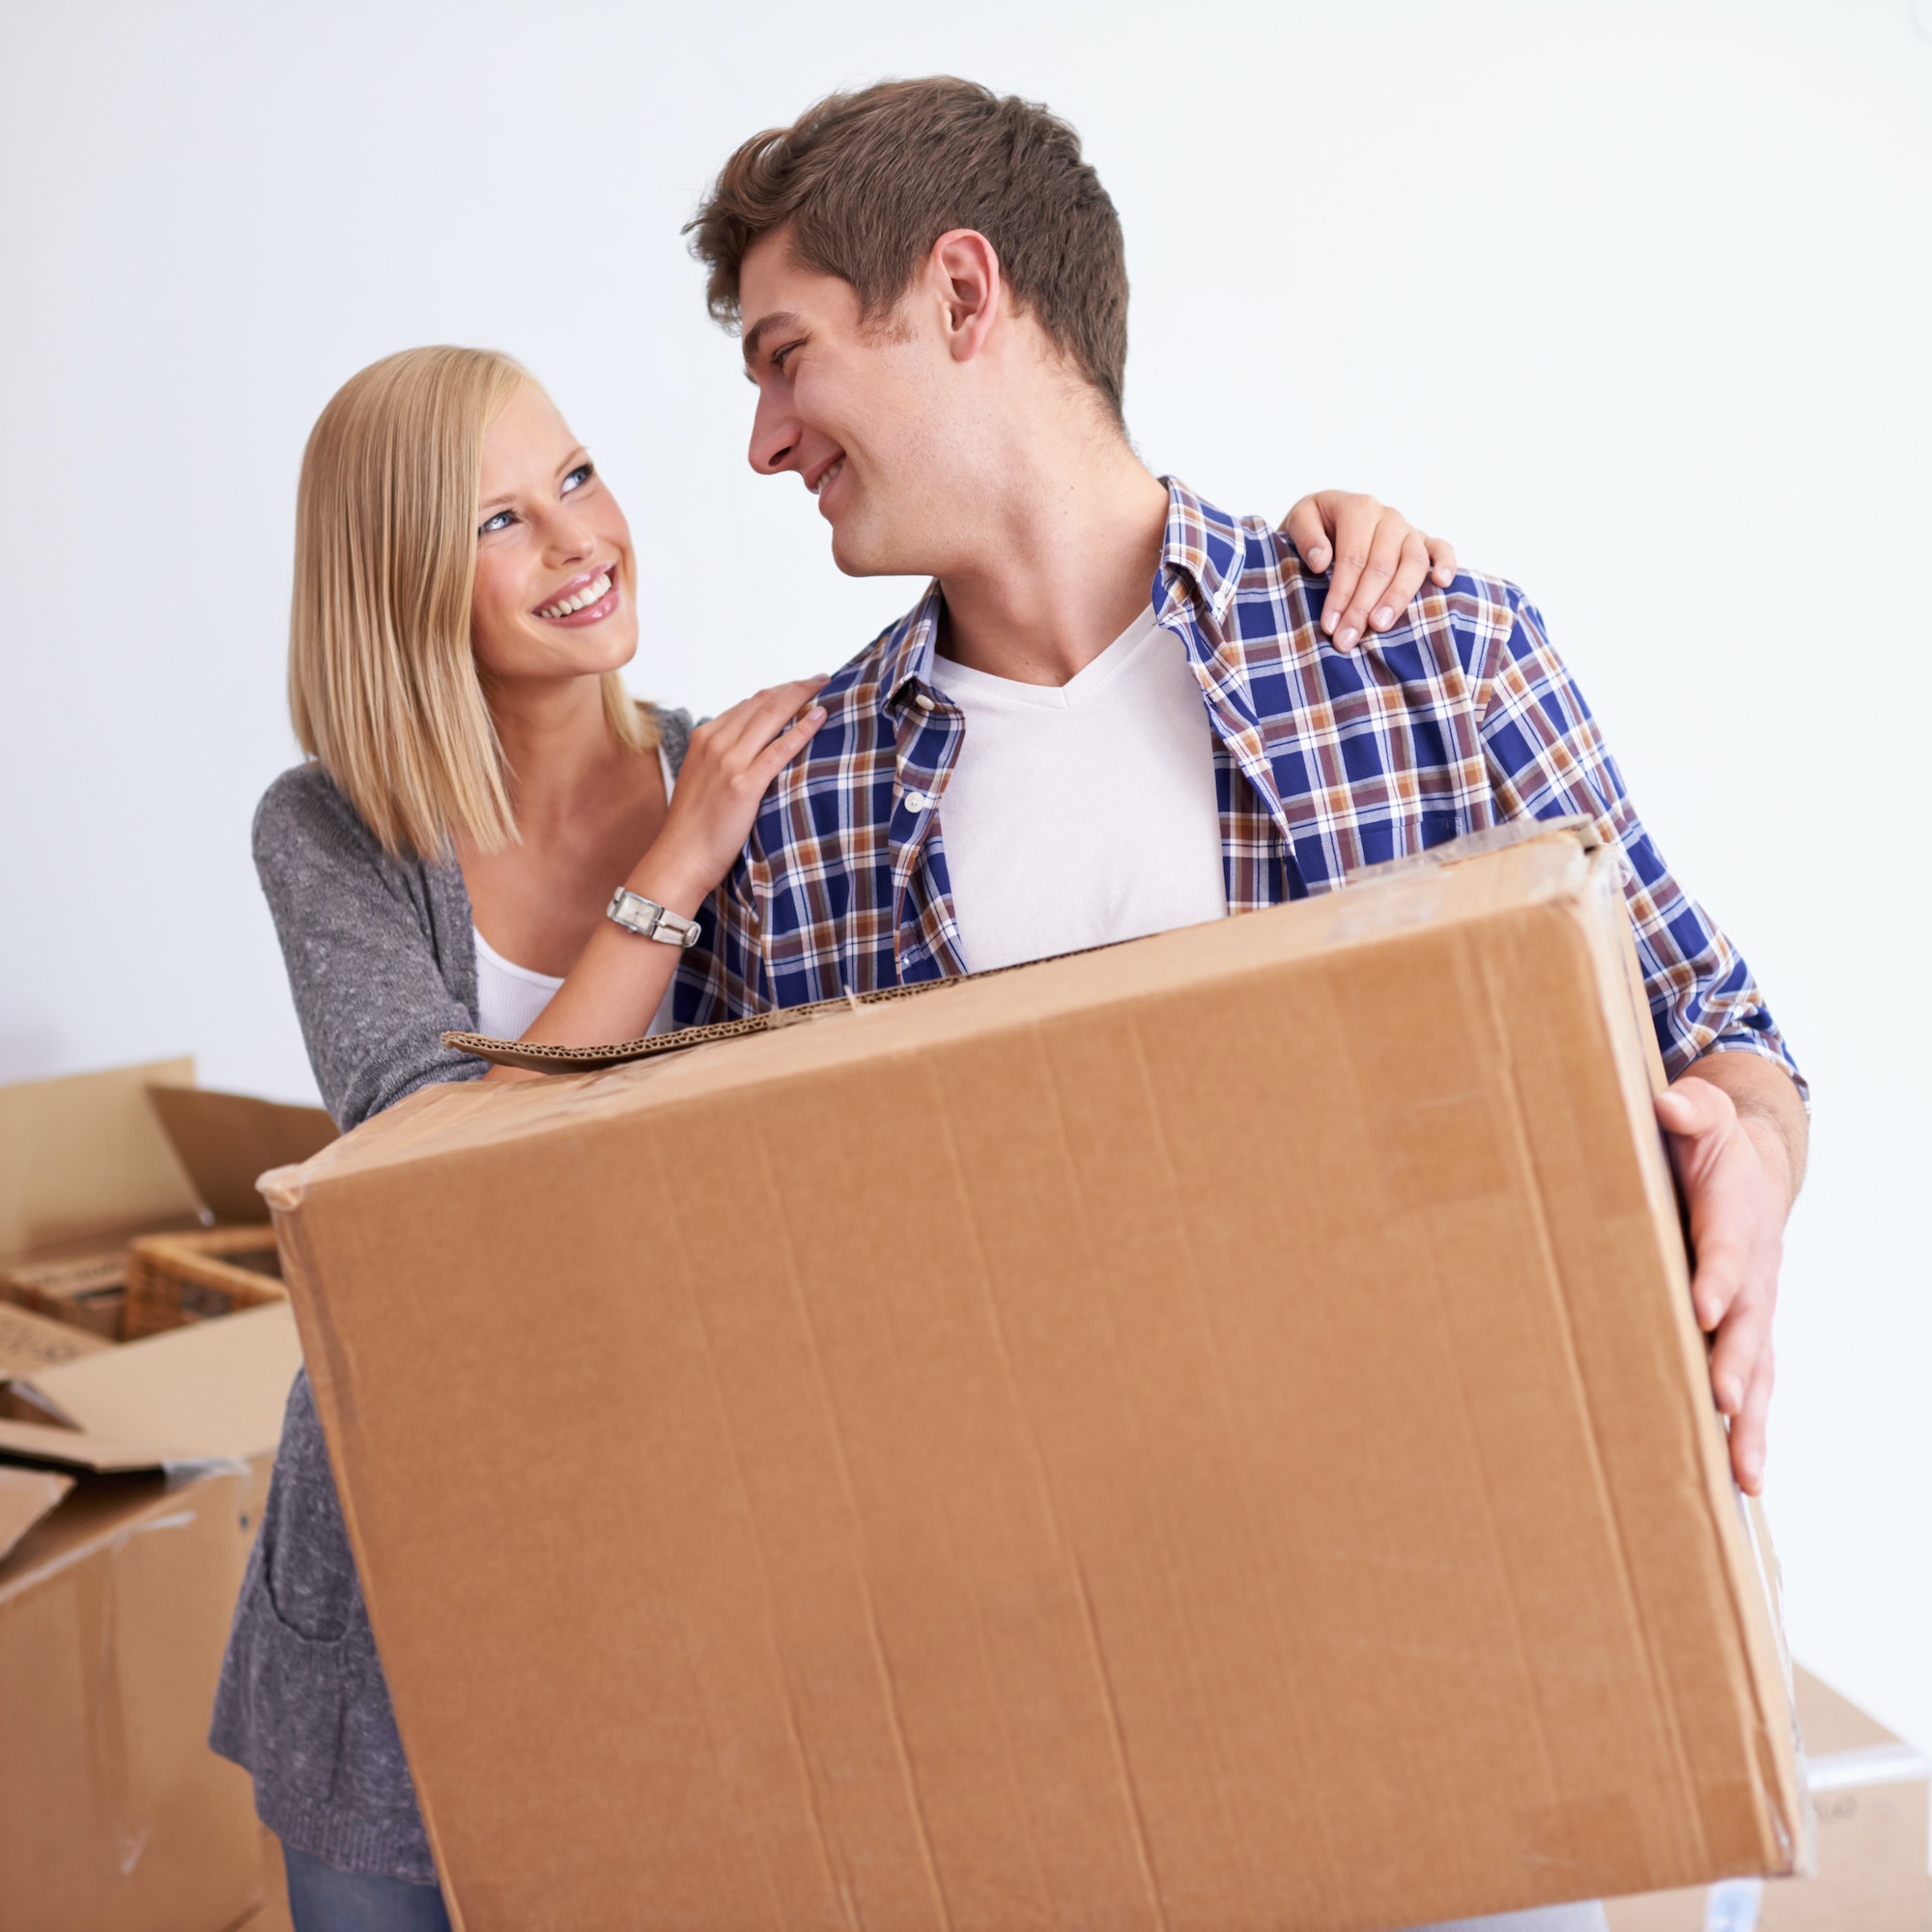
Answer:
[
  {"xmin": 1608, "ymin": 1664, "xmax": 1930, "ymax": 1931},
  {"xmin": 265, "ymin": 823, "xmax": 1805, "ymax": 1932}
]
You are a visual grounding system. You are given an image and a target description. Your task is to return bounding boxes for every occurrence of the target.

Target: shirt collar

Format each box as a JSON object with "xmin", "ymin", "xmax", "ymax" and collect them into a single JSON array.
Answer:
[
  {"xmin": 1155, "ymin": 476, "xmax": 1246, "ymax": 633},
  {"xmin": 879, "ymin": 475, "xmax": 1245, "ymax": 713},
  {"xmin": 881, "ymin": 581, "xmax": 947, "ymax": 714}
]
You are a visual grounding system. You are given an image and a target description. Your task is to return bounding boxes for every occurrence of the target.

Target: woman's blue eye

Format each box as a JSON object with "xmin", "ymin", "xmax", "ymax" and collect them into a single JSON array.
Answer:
[
  {"xmin": 479, "ymin": 509, "xmax": 515, "ymax": 535},
  {"xmin": 562, "ymin": 463, "xmax": 593, "ymax": 494}
]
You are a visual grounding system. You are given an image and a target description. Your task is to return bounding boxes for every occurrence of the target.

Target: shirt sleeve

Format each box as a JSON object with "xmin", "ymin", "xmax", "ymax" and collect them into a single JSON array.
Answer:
[
  {"xmin": 670, "ymin": 860, "xmax": 769, "ymax": 1028},
  {"xmin": 1475, "ymin": 590, "xmax": 1805, "ymax": 1098}
]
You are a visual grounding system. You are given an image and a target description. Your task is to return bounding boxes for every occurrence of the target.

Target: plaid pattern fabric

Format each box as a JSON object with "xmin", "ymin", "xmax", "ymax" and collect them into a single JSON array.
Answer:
[{"xmin": 676, "ymin": 478, "xmax": 1800, "ymax": 1091}]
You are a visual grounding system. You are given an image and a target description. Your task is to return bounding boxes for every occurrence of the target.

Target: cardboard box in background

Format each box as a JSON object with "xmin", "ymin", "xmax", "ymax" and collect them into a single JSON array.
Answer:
[
  {"xmin": 0, "ymin": 1059, "xmax": 334, "ymax": 1342},
  {"xmin": 269, "ymin": 823, "xmax": 1803, "ymax": 1932},
  {"xmin": 0, "ymin": 1463, "xmax": 264, "ymax": 1932},
  {"xmin": 0, "ymin": 1059, "xmax": 313, "ymax": 1520},
  {"xmin": 0, "ymin": 1302, "xmax": 303, "ymax": 1528},
  {"xmin": 1608, "ymin": 1664, "xmax": 1930, "ymax": 1931},
  {"xmin": 0, "ymin": 1060, "xmax": 323, "ymax": 1932},
  {"xmin": 0, "ymin": 1463, "xmax": 72, "ymax": 1564},
  {"xmin": 0, "ymin": 1300, "xmax": 112, "ymax": 1380}
]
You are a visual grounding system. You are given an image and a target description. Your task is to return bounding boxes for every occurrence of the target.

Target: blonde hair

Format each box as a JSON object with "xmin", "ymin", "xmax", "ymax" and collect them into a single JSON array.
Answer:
[{"xmin": 288, "ymin": 345, "xmax": 654, "ymax": 859}]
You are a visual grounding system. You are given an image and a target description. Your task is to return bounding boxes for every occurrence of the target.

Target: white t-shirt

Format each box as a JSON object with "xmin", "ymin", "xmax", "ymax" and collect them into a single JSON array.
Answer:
[
  {"xmin": 472, "ymin": 747, "xmax": 681, "ymax": 1041},
  {"xmin": 932, "ymin": 604, "xmax": 1227, "ymax": 973}
]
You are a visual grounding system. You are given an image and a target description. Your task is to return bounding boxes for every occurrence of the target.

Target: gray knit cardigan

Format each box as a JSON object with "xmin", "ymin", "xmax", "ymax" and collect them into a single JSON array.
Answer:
[{"xmin": 210, "ymin": 709, "xmax": 693, "ymax": 1882}]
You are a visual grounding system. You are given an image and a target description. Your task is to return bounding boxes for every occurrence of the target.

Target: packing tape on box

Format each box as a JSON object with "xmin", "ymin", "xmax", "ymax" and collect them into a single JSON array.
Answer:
[
  {"xmin": 1734, "ymin": 1487, "xmax": 1816, "ymax": 1876},
  {"xmin": 1700, "ymin": 1876, "xmax": 1763, "ymax": 1932}
]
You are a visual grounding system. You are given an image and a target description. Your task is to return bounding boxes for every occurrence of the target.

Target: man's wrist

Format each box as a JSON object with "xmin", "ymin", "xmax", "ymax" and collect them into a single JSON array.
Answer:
[{"xmin": 1734, "ymin": 1106, "xmax": 1798, "ymax": 1218}]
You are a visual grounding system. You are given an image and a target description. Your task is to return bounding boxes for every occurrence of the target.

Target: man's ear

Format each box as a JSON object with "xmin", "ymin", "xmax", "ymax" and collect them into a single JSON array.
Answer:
[{"xmin": 927, "ymin": 229, "xmax": 1003, "ymax": 364}]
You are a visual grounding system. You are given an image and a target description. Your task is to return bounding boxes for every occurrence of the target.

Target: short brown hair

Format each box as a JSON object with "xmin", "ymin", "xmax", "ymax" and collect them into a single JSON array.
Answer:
[{"xmin": 688, "ymin": 77, "xmax": 1129, "ymax": 420}]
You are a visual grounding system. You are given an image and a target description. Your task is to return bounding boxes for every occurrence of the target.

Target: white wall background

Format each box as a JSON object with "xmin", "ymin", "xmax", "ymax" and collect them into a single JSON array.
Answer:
[{"xmin": 4, "ymin": 0, "xmax": 1929, "ymax": 1772}]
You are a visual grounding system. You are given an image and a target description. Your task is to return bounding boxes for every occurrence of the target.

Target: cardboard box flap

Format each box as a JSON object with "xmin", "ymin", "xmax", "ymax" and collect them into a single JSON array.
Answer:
[
  {"xmin": 0, "ymin": 1302, "xmax": 114, "ymax": 1378},
  {"xmin": 144, "ymin": 1082, "xmax": 337, "ymax": 1224},
  {"xmin": 1788, "ymin": 1661, "xmax": 1930, "ymax": 1804},
  {"xmin": 0, "ymin": 1464, "xmax": 71, "ymax": 1563},
  {"xmin": 0, "ymin": 1302, "xmax": 301, "ymax": 1467},
  {"xmin": 0, "ymin": 1057, "xmax": 199, "ymax": 1260},
  {"xmin": 444, "ymin": 816, "xmax": 1607, "ymax": 1075},
  {"xmin": 0, "ymin": 1416, "xmax": 185, "ymax": 1475}
]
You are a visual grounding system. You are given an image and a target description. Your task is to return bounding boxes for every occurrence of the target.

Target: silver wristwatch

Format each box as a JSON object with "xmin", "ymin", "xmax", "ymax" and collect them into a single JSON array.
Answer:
[{"xmin": 606, "ymin": 888, "xmax": 703, "ymax": 950}]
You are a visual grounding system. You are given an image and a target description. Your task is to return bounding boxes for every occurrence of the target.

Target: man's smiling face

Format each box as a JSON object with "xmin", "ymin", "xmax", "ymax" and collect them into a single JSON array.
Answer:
[{"xmin": 739, "ymin": 228, "xmax": 959, "ymax": 579}]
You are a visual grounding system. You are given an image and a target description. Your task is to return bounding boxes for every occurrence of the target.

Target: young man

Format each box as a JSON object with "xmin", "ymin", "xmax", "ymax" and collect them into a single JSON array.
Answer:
[{"xmin": 674, "ymin": 79, "xmax": 1807, "ymax": 1932}]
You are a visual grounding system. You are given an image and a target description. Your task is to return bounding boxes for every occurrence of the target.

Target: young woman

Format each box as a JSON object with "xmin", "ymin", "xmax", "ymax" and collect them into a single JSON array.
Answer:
[{"xmin": 212, "ymin": 344, "xmax": 1456, "ymax": 1930}]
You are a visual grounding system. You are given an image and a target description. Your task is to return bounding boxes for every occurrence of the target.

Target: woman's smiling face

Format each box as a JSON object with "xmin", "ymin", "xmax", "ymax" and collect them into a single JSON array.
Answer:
[{"xmin": 469, "ymin": 383, "xmax": 638, "ymax": 687}]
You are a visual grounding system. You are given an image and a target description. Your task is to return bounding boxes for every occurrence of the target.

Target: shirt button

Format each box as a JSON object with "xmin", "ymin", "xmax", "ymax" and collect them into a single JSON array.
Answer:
[{"xmin": 902, "ymin": 789, "xmax": 931, "ymax": 812}]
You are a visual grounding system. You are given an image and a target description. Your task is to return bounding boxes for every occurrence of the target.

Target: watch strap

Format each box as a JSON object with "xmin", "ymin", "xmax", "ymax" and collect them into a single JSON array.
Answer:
[{"xmin": 607, "ymin": 888, "xmax": 703, "ymax": 950}]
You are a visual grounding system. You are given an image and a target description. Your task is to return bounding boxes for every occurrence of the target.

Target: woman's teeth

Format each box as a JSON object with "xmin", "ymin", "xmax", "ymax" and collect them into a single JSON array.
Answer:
[
  {"xmin": 536, "ymin": 571, "xmax": 612, "ymax": 619},
  {"xmin": 812, "ymin": 459, "xmax": 843, "ymax": 496}
]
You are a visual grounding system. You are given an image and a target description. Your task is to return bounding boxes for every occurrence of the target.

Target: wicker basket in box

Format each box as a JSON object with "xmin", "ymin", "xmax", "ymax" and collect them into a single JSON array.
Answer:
[
  {"xmin": 0, "ymin": 1251, "xmax": 129, "ymax": 1340},
  {"xmin": 125, "ymin": 1226, "xmax": 288, "ymax": 1338}
]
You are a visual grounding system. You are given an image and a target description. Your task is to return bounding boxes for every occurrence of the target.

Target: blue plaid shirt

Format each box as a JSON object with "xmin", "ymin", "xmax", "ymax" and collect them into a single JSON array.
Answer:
[{"xmin": 677, "ymin": 479, "xmax": 1800, "ymax": 1092}]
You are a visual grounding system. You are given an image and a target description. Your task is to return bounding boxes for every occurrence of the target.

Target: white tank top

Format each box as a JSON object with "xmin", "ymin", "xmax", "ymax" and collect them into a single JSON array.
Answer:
[{"xmin": 471, "ymin": 747, "xmax": 680, "ymax": 1041}]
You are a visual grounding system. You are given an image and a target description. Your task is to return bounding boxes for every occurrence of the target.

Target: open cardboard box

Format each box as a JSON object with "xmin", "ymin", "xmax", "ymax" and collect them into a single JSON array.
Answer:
[
  {"xmin": 0, "ymin": 1057, "xmax": 334, "ymax": 1341},
  {"xmin": 0, "ymin": 1057, "xmax": 316, "ymax": 1509},
  {"xmin": 267, "ymin": 820, "xmax": 1808, "ymax": 1932}
]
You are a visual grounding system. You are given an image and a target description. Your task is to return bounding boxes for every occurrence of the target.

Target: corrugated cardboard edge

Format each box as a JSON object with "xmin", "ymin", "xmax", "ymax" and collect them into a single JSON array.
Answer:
[
  {"xmin": 1569, "ymin": 846, "xmax": 1809, "ymax": 1879},
  {"xmin": 1738, "ymin": 1493, "xmax": 1817, "ymax": 1874}
]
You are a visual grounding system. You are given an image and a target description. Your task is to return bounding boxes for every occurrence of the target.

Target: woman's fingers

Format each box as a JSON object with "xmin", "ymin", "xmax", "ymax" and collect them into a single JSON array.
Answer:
[
  {"xmin": 1372, "ymin": 530, "xmax": 1435, "ymax": 630},
  {"xmin": 697, "ymin": 677, "xmax": 829, "ymax": 763},
  {"xmin": 1730, "ymin": 1343, "xmax": 1776, "ymax": 1495},
  {"xmin": 1282, "ymin": 495, "xmax": 1335, "ymax": 574},
  {"xmin": 1286, "ymin": 498, "xmax": 1456, "ymax": 651},
  {"xmin": 733, "ymin": 678, "xmax": 826, "ymax": 757},
  {"xmin": 1317, "ymin": 495, "xmax": 1381, "ymax": 641},
  {"xmin": 1327, "ymin": 511, "xmax": 1413, "ymax": 652},
  {"xmin": 753, "ymin": 701, "xmax": 828, "ymax": 782}
]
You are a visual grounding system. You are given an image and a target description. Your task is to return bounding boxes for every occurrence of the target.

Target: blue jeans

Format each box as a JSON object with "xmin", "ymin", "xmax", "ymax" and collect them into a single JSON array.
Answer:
[{"xmin": 281, "ymin": 1843, "xmax": 452, "ymax": 1932}]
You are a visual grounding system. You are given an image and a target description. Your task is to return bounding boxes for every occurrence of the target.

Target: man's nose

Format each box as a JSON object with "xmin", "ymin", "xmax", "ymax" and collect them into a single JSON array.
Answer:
[{"xmin": 749, "ymin": 393, "xmax": 800, "ymax": 476}]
